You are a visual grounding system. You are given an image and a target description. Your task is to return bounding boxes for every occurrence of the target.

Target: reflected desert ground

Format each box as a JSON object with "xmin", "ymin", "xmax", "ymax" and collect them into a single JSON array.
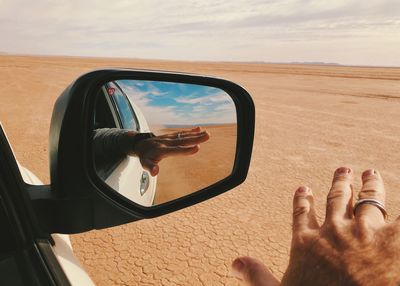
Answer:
[
  {"xmin": 1, "ymin": 55, "xmax": 400, "ymax": 285},
  {"xmin": 154, "ymin": 124, "xmax": 236, "ymax": 205}
]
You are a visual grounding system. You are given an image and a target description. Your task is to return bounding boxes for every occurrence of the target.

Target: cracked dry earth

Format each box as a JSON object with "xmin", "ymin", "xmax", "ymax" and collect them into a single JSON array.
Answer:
[{"xmin": 1, "ymin": 55, "xmax": 400, "ymax": 285}]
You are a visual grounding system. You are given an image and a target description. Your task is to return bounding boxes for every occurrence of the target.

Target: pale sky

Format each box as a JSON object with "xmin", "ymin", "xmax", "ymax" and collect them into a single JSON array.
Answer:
[{"xmin": 1, "ymin": 0, "xmax": 399, "ymax": 66}]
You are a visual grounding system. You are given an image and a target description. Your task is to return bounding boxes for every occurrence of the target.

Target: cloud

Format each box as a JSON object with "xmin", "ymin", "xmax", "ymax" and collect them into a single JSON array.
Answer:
[
  {"xmin": 119, "ymin": 82, "xmax": 185, "ymax": 125},
  {"xmin": 192, "ymin": 106, "xmax": 208, "ymax": 113},
  {"xmin": 117, "ymin": 80, "xmax": 236, "ymax": 125},
  {"xmin": 1, "ymin": 0, "xmax": 399, "ymax": 66},
  {"xmin": 174, "ymin": 92, "xmax": 232, "ymax": 105},
  {"xmin": 214, "ymin": 104, "xmax": 235, "ymax": 112}
]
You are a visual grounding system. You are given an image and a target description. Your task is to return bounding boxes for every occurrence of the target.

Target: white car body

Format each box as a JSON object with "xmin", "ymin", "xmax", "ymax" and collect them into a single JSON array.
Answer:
[
  {"xmin": 0, "ymin": 122, "xmax": 94, "ymax": 286},
  {"xmin": 18, "ymin": 164, "xmax": 95, "ymax": 286}
]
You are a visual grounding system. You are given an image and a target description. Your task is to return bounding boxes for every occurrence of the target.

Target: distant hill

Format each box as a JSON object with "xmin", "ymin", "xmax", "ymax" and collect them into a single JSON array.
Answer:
[
  {"xmin": 246, "ymin": 60, "xmax": 341, "ymax": 66},
  {"xmin": 289, "ymin": 61, "xmax": 341, "ymax": 66}
]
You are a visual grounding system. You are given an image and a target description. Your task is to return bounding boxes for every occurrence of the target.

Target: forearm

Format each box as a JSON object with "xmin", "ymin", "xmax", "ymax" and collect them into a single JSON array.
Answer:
[{"xmin": 92, "ymin": 128, "xmax": 137, "ymax": 163}]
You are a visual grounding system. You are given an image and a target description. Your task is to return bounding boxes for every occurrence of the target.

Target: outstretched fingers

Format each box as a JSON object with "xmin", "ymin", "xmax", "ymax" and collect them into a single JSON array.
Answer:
[
  {"xmin": 292, "ymin": 186, "xmax": 319, "ymax": 234},
  {"xmin": 159, "ymin": 131, "xmax": 210, "ymax": 146},
  {"xmin": 325, "ymin": 167, "xmax": 354, "ymax": 223},
  {"xmin": 158, "ymin": 127, "xmax": 204, "ymax": 139},
  {"xmin": 354, "ymin": 169, "xmax": 386, "ymax": 228},
  {"xmin": 159, "ymin": 145, "xmax": 200, "ymax": 159}
]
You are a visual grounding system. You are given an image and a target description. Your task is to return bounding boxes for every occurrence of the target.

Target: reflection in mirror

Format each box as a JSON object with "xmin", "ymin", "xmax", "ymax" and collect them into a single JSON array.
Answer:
[{"xmin": 92, "ymin": 80, "xmax": 237, "ymax": 207}]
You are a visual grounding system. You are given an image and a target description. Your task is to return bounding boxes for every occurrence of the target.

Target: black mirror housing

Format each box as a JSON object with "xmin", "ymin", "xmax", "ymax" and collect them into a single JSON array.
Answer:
[{"xmin": 32, "ymin": 69, "xmax": 254, "ymax": 234}]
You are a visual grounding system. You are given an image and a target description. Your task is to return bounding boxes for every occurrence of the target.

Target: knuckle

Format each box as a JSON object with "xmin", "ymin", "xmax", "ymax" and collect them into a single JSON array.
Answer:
[
  {"xmin": 358, "ymin": 188, "xmax": 382, "ymax": 200},
  {"xmin": 363, "ymin": 178, "xmax": 384, "ymax": 188},
  {"xmin": 293, "ymin": 205, "xmax": 309, "ymax": 218},
  {"xmin": 324, "ymin": 216, "xmax": 339, "ymax": 227},
  {"xmin": 324, "ymin": 218, "xmax": 346, "ymax": 235},
  {"xmin": 333, "ymin": 176, "xmax": 349, "ymax": 182},
  {"xmin": 363, "ymin": 175, "xmax": 380, "ymax": 182},
  {"xmin": 356, "ymin": 217, "xmax": 370, "ymax": 231},
  {"xmin": 326, "ymin": 190, "xmax": 345, "ymax": 203},
  {"xmin": 291, "ymin": 233, "xmax": 306, "ymax": 246},
  {"xmin": 360, "ymin": 188, "xmax": 379, "ymax": 194},
  {"xmin": 354, "ymin": 219, "xmax": 374, "ymax": 242},
  {"xmin": 292, "ymin": 231, "xmax": 311, "ymax": 247}
]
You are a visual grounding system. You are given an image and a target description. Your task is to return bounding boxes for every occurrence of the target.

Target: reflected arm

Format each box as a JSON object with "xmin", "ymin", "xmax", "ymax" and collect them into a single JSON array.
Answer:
[
  {"xmin": 93, "ymin": 127, "xmax": 209, "ymax": 177},
  {"xmin": 92, "ymin": 128, "xmax": 135, "ymax": 165}
]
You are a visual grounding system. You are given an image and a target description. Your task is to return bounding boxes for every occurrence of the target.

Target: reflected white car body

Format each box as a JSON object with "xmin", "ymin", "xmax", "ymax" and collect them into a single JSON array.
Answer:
[{"xmin": 100, "ymin": 84, "xmax": 157, "ymax": 207}]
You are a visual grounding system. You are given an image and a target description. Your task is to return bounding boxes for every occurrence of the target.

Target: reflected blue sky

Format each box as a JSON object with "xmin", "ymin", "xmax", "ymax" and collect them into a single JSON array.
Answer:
[{"xmin": 116, "ymin": 80, "xmax": 236, "ymax": 126}]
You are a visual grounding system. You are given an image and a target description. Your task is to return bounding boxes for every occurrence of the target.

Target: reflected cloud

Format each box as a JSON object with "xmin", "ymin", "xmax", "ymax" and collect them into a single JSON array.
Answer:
[
  {"xmin": 117, "ymin": 80, "xmax": 236, "ymax": 126},
  {"xmin": 174, "ymin": 93, "xmax": 232, "ymax": 105}
]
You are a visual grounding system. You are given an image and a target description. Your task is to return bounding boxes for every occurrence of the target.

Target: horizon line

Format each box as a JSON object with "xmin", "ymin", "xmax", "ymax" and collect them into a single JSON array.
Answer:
[{"xmin": 1, "ymin": 52, "xmax": 399, "ymax": 69}]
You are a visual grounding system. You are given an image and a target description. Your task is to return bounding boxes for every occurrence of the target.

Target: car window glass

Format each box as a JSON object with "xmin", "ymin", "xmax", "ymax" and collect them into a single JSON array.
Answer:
[
  {"xmin": 107, "ymin": 82, "xmax": 139, "ymax": 131},
  {"xmin": 93, "ymin": 88, "xmax": 123, "ymax": 179},
  {"xmin": 94, "ymin": 90, "xmax": 117, "ymax": 130}
]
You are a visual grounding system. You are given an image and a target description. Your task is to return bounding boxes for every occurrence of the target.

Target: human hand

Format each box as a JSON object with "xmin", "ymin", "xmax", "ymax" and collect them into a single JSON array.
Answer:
[
  {"xmin": 232, "ymin": 167, "xmax": 400, "ymax": 286},
  {"xmin": 133, "ymin": 127, "xmax": 210, "ymax": 176}
]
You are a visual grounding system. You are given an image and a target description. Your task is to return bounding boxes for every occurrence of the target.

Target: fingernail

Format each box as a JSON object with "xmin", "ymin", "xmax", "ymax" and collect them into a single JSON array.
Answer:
[
  {"xmin": 362, "ymin": 169, "xmax": 375, "ymax": 180},
  {"xmin": 231, "ymin": 259, "xmax": 244, "ymax": 280},
  {"xmin": 151, "ymin": 166, "xmax": 159, "ymax": 176},
  {"xmin": 296, "ymin": 186, "xmax": 309, "ymax": 194},
  {"xmin": 335, "ymin": 167, "xmax": 351, "ymax": 175}
]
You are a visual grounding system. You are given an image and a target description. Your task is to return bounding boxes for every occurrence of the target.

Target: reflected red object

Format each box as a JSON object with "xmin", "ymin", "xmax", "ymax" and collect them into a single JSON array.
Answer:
[{"xmin": 107, "ymin": 88, "xmax": 115, "ymax": 96}]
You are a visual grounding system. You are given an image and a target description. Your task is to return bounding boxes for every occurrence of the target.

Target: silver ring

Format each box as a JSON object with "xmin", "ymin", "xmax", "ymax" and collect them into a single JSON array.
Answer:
[
  {"xmin": 353, "ymin": 199, "xmax": 388, "ymax": 219},
  {"xmin": 177, "ymin": 133, "xmax": 181, "ymax": 139}
]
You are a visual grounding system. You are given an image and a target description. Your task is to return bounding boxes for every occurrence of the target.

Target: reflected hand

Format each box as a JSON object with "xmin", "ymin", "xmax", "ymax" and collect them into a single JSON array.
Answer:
[
  {"xmin": 232, "ymin": 167, "xmax": 400, "ymax": 286},
  {"xmin": 132, "ymin": 127, "xmax": 210, "ymax": 176}
]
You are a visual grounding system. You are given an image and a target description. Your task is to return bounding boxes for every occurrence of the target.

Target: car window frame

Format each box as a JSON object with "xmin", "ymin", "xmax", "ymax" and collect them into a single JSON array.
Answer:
[
  {"xmin": 104, "ymin": 81, "xmax": 140, "ymax": 132},
  {"xmin": 100, "ymin": 86, "xmax": 122, "ymax": 129},
  {"xmin": 94, "ymin": 87, "xmax": 129, "ymax": 180}
]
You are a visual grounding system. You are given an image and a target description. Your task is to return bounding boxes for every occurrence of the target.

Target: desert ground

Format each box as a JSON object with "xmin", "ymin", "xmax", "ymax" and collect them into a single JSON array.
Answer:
[
  {"xmin": 1, "ymin": 55, "xmax": 400, "ymax": 285},
  {"xmin": 154, "ymin": 124, "xmax": 236, "ymax": 205}
]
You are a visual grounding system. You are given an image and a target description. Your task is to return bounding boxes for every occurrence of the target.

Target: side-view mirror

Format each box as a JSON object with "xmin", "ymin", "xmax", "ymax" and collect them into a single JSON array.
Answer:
[
  {"xmin": 93, "ymin": 79, "xmax": 237, "ymax": 207},
  {"xmin": 29, "ymin": 69, "xmax": 254, "ymax": 234}
]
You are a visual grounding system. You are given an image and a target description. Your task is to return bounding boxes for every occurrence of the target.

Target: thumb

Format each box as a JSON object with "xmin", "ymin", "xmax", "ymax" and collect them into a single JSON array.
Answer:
[
  {"xmin": 231, "ymin": 257, "xmax": 280, "ymax": 286},
  {"xmin": 149, "ymin": 164, "xmax": 159, "ymax": 176},
  {"xmin": 140, "ymin": 158, "xmax": 159, "ymax": 176}
]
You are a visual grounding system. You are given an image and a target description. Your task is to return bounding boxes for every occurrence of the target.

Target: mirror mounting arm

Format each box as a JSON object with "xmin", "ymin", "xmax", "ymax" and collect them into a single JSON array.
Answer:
[
  {"xmin": 27, "ymin": 184, "xmax": 142, "ymax": 235},
  {"xmin": 27, "ymin": 185, "xmax": 93, "ymax": 235}
]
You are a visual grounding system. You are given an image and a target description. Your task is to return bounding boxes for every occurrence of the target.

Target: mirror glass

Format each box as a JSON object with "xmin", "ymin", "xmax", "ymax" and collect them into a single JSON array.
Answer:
[{"xmin": 92, "ymin": 79, "xmax": 237, "ymax": 207}]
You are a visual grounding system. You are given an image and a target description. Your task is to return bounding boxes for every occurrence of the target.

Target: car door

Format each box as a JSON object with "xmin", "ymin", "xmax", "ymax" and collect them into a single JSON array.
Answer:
[
  {"xmin": 97, "ymin": 81, "xmax": 157, "ymax": 207},
  {"xmin": 0, "ymin": 125, "xmax": 82, "ymax": 286}
]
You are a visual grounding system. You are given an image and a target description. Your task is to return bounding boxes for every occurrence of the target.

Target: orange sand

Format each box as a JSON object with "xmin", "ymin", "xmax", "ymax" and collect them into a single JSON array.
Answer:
[
  {"xmin": 154, "ymin": 124, "xmax": 236, "ymax": 205},
  {"xmin": 1, "ymin": 55, "xmax": 400, "ymax": 285}
]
